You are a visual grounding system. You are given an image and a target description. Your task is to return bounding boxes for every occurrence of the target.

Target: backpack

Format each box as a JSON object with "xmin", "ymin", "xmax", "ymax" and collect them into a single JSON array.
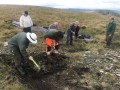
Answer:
[{"xmin": 78, "ymin": 34, "xmax": 91, "ymax": 39}]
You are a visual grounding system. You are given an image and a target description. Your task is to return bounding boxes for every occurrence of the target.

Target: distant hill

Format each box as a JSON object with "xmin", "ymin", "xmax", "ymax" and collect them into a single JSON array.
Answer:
[
  {"xmin": 96, "ymin": 10, "xmax": 120, "ymax": 17},
  {"xmin": 67, "ymin": 8, "xmax": 95, "ymax": 12},
  {"xmin": 67, "ymin": 8, "xmax": 120, "ymax": 17}
]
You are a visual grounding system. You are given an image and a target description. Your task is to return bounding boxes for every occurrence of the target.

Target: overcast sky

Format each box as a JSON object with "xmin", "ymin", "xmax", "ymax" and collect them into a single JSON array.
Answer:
[{"xmin": 0, "ymin": 0, "xmax": 120, "ymax": 10}]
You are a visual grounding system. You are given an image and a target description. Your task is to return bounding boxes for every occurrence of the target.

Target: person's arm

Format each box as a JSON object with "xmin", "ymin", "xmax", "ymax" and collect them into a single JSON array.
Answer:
[
  {"xmin": 19, "ymin": 44, "xmax": 33, "ymax": 61},
  {"xmin": 68, "ymin": 24, "xmax": 74, "ymax": 33},
  {"xmin": 19, "ymin": 42, "xmax": 29, "ymax": 59},
  {"xmin": 19, "ymin": 16, "xmax": 24, "ymax": 27},
  {"xmin": 18, "ymin": 39, "xmax": 33, "ymax": 61},
  {"xmin": 48, "ymin": 24, "xmax": 52, "ymax": 30},
  {"xmin": 28, "ymin": 15, "xmax": 33, "ymax": 27},
  {"xmin": 70, "ymin": 24, "xmax": 75, "ymax": 34},
  {"xmin": 56, "ymin": 25, "xmax": 58, "ymax": 30}
]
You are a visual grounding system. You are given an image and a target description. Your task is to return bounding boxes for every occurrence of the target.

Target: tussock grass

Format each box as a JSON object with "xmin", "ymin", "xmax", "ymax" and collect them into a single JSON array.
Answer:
[{"xmin": 0, "ymin": 5, "xmax": 120, "ymax": 90}]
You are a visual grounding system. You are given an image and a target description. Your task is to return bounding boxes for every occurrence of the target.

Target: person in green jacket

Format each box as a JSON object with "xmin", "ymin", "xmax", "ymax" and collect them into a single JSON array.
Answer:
[
  {"xmin": 8, "ymin": 32, "xmax": 37, "ymax": 75},
  {"xmin": 106, "ymin": 16, "xmax": 116, "ymax": 46},
  {"xmin": 44, "ymin": 29, "xmax": 64, "ymax": 55}
]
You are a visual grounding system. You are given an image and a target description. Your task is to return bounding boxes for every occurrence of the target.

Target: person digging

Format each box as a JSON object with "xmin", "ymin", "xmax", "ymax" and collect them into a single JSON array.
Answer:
[
  {"xmin": 8, "ymin": 32, "xmax": 37, "ymax": 76},
  {"xmin": 44, "ymin": 29, "xmax": 64, "ymax": 55}
]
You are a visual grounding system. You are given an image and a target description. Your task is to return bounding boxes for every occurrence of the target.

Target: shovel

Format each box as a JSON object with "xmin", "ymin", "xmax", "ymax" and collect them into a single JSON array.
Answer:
[{"xmin": 31, "ymin": 58, "xmax": 40, "ymax": 71}]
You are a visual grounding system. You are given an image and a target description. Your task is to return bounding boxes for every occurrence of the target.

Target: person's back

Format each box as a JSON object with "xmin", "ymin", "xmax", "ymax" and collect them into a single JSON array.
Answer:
[
  {"xmin": 8, "ymin": 32, "xmax": 29, "ymax": 49},
  {"xmin": 44, "ymin": 29, "xmax": 58, "ymax": 40}
]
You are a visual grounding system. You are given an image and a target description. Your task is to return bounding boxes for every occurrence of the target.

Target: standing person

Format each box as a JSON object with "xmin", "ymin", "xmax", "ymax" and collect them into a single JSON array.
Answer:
[
  {"xmin": 44, "ymin": 29, "xmax": 63, "ymax": 55},
  {"xmin": 48, "ymin": 22, "xmax": 59, "ymax": 30},
  {"xmin": 106, "ymin": 16, "xmax": 116, "ymax": 46},
  {"xmin": 75, "ymin": 25, "xmax": 80, "ymax": 39},
  {"xmin": 66, "ymin": 21, "xmax": 79, "ymax": 45},
  {"xmin": 20, "ymin": 11, "xmax": 33, "ymax": 33},
  {"xmin": 8, "ymin": 32, "xmax": 37, "ymax": 75}
]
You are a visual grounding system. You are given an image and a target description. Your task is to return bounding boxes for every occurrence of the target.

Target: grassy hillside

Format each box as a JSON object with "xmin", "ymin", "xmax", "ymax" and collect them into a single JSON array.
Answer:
[
  {"xmin": 1, "ymin": 5, "xmax": 120, "ymax": 51},
  {"xmin": 97, "ymin": 10, "xmax": 120, "ymax": 17},
  {"xmin": 0, "ymin": 5, "xmax": 120, "ymax": 90}
]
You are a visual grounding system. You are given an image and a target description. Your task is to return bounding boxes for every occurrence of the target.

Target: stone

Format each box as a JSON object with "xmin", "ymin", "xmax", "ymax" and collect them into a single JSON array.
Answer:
[
  {"xmin": 64, "ymin": 87, "xmax": 69, "ymax": 90},
  {"xmin": 68, "ymin": 79, "xmax": 78, "ymax": 84}
]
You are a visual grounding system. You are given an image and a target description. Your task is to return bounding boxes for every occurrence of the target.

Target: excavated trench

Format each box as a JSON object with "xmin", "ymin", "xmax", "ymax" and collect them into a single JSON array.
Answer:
[
  {"xmin": 0, "ymin": 51, "xmax": 71, "ymax": 90},
  {"xmin": 2, "ymin": 49, "xmax": 116, "ymax": 90}
]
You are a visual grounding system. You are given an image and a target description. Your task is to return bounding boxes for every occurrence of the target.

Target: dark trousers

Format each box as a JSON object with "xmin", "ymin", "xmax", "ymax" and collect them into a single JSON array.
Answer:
[
  {"xmin": 66, "ymin": 33, "xmax": 73, "ymax": 45},
  {"xmin": 23, "ymin": 27, "xmax": 31, "ymax": 33},
  {"xmin": 10, "ymin": 48, "xmax": 25, "ymax": 68},
  {"xmin": 75, "ymin": 31, "xmax": 79, "ymax": 39},
  {"xmin": 106, "ymin": 33, "xmax": 114, "ymax": 46}
]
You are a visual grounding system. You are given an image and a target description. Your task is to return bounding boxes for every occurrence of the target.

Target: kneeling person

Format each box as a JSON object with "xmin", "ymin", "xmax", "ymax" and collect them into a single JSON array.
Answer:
[{"xmin": 44, "ymin": 29, "xmax": 63, "ymax": 55}]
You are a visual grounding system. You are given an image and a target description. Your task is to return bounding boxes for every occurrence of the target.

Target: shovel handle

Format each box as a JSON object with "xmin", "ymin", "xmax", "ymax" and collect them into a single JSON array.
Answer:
[{"xmin": 31, "ymin": 59, "xmax": 40, "ymax": 70}]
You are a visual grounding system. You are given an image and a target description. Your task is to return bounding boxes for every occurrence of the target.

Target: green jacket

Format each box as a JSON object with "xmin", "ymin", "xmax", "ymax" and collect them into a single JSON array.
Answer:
[
  {"xmin": 107, "ymin": 21, "xmax": 116, "ymax": 34},
  {"xmin": 44, "ymin": 29, "xmax": 58, "ymax": 40},
  {"xmin": 8, "ymin": 32, "xmax": 29, "ymax": 58}
]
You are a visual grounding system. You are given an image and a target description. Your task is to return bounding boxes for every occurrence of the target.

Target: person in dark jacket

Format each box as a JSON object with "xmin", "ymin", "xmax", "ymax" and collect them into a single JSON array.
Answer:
[
  {"xmin": 66, "ymin": 21, "xmax": 79, "ymax": 45},
  {"xmin": 44, "ymin": 29, "xmax": 63, "ymax": 55},
  {"xmin": 8, "ymin": 32, "xmax": 37, "ymax": 75},
  {"xmin": 75, "ymin": 25, "xmax": 80, "ymax": 39},
  {"xmin": 106, "ymin": 16, "xmax": 116, "ymax": 46}
]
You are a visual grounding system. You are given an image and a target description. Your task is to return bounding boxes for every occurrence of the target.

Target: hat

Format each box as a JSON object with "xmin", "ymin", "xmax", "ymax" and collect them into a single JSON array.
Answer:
[{"xmin": 26, "ymin": 33, "xmax": 37, "ymax": 44}]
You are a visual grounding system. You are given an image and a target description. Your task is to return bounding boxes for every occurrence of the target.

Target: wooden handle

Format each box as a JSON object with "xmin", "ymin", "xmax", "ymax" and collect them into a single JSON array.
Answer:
[{"xmin": 31, "ymin": 59, "xmax": 40, "ymax": 70}]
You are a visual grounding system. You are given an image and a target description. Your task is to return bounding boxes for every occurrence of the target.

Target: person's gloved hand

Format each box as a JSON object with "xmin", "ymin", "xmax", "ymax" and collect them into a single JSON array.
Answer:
[
  {"xmin": 29, "ymin": 56, "xmax": 33, "ymax": 61},
  {"xmin": 46, "ymin": 51, "xmax": 51, "ymax": 55},
  {"xmin": 72, "ymin": 32, "xmax": 75, "ymax": 35},
  {"xmin": 54, "ymin": 50, "xmax": 59, "ymax": 54}
]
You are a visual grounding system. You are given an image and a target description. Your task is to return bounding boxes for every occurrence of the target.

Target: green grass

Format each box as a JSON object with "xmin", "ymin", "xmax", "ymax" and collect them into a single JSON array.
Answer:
[{"xmin": 0, "ymin": 5, "xmax": 120, "ymax": 90}]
